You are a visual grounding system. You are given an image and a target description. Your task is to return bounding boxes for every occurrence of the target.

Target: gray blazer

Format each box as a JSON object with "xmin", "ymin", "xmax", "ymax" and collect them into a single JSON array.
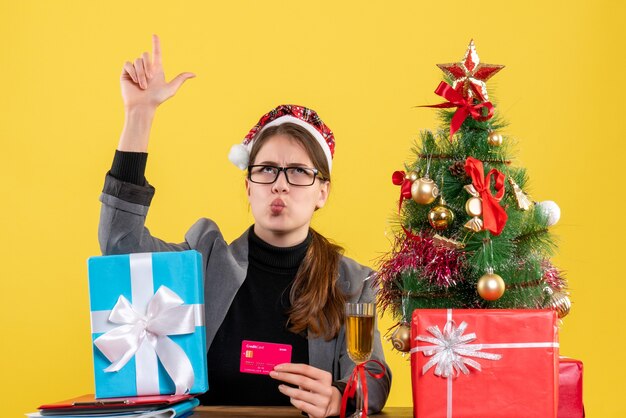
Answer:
[{"xmin": 98, "ymin": 173, "xmax": 391, "ymax": 413}]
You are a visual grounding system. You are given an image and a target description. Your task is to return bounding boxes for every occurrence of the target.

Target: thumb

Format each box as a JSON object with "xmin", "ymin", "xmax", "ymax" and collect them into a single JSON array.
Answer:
[{"xmin": 168, "ymin": 72, "xmax": 196, "ymax": 94}]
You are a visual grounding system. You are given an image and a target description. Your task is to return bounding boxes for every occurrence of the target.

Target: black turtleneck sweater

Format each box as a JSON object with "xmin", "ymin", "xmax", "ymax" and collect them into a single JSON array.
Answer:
[
  {"xmin": 109, "ymin": 150, "xmax": 311, "ymax": 405},
  {"xmin": 198, "ymin": 227, "xmax": 311, "ymax": 405}
]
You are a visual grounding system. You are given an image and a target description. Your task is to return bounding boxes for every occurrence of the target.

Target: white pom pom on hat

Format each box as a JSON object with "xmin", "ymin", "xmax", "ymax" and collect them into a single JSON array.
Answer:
[
  {"xmin": 228, "ymin": 104, "xmax": 335, "ymax": 172},
  {"xmin": 228, "ymin": 143, "xmax": 251, "ymax": 170}
]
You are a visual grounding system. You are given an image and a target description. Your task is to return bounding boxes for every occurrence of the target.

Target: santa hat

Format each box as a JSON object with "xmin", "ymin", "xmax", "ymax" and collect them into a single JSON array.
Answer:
[{"xmin": 228, "ymin": 104, "xmax": 335, "ymax": 172}]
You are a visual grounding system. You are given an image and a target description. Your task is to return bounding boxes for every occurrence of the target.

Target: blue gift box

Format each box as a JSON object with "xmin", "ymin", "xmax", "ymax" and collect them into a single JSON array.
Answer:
[{"xmin": 88, "ymin": 250, "xmax": 208, "ymax": 398}]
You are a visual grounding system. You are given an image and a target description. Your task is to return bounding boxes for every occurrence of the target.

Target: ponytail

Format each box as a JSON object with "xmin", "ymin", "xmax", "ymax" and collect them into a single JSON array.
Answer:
[{"xmin": 287, "ymin": 228, "xmax": 345, "ymax": 340}]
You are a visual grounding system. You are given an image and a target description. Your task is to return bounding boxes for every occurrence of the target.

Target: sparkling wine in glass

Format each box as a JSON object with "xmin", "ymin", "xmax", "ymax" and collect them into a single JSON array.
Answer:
[{"xmin": 345, "ymin": 302, "xmax": 375, "ymax": 417}]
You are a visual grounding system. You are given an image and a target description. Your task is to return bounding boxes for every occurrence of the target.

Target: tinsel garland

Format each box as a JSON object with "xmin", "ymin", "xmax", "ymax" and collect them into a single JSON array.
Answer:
[
  {"xmin": 376, "ymin": 232, "xmax": 466, "ymax": 313},
  {"xmin": 541, "ymin": 260, "xmax": 567, "ymax": 291}
]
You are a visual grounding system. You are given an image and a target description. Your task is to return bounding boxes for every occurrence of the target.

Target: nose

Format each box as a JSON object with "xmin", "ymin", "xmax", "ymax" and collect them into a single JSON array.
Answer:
[{"xmin": 271, "ymin": 169, "xmax": 290, "ymax": 193}]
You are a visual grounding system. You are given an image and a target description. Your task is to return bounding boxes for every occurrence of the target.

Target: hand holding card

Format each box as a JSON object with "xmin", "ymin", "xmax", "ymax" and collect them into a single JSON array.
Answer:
[{"xmin": 270, "ymin": 363, "xmax": 342, "ymax": 418}]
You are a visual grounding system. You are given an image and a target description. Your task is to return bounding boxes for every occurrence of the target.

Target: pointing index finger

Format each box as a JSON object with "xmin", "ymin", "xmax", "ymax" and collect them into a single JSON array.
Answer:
[{"xmin": 152, "ymin": 34, "xmax": 161, "ymax": 67}]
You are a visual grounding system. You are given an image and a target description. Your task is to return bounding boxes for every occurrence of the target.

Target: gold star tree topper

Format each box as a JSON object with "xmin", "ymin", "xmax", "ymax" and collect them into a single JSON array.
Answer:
[{"xmin": 437, "ymin": 40, "xmax": 504, "ymax": 102}]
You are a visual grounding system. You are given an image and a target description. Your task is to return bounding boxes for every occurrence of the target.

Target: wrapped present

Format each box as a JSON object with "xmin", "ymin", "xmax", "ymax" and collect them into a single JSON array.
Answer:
[
  {"xmin": 411, "ymin": 309, "xmax": 559, "ymax": 418},
  {"xmin": 88, "ymin": 251, "xmax": 208, "ymax": 398},
  {"xmin": 558, "ymin": 357, "xmax": 584, "ymax": 418}
]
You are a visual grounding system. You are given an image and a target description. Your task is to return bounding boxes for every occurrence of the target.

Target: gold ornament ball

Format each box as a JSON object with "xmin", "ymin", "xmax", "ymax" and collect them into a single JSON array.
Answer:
[
  {"xmin": 406, "ymin": 170, "xmax": 420, "ymax": 182},
  {"xmin": 546, "ymin": 288, "xmax": 571, "ymax": 318},
  {"xmin": 390, "ymin": 323, "xmax": 412, "ymax": 352},
  {"xmin": 428, "ymin": 205, "xmax": 455, "ymax": 230},
  {"xmin": 487, "ymin": 131, "xmax": 503, "ymax": 147},
  {"xmin": 553, "ymin": 293, "xmax": 571, "ymax": 318},
  {"xmin": 465, "ymin": 196, "xmax": 483, "ymax": 217},
  {"xmin": 411, "ymin": 177, "xmax": 439, "ymax": 205},
  {"xmin": 477, "ymin": 273, "xmax": 506, "ymax": 301}
]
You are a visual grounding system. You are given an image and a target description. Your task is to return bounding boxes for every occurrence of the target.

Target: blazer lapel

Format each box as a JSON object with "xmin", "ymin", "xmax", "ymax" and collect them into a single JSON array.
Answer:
[{"xmin": 204, "ymin": 229, "xmax": 249, "ymax": 349}]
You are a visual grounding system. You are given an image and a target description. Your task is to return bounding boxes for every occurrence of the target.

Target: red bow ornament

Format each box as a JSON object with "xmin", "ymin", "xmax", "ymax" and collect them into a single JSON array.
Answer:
[
  {"xmin": 340, "ymin": 359, "xmax": 386, "ymax": 418},
  {"xmin": 464, "ymin": 157, "xmax": 507, "ymax": 236},
  {"xmin": 392, "ymin": 171, "xmax": 413, "ymax": 212},
  {"xmin": 391, "ymin": 171, "xmax": 424, "ymax": 242},
  {"xmin": 422, "ymin": 81, "xmax": 495, "ymax": 140}
]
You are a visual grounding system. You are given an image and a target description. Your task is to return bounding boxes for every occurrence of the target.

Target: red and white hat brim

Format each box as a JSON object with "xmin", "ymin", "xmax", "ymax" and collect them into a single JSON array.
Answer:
[{"xmin": 229, "ymin": 105, "xmax": 335, "ymax": 172}]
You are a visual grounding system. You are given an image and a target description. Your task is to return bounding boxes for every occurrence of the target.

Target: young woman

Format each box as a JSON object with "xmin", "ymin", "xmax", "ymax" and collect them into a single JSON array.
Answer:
[{"xmin": 98, "ymin": 34, "xmax": 391, "ymax": 418}]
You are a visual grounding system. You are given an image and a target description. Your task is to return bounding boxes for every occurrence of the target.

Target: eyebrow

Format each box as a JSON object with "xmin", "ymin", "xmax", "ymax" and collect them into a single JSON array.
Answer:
[{"xmin": 256, "ymin": 161, "xmax": 312, "ymax": 167}]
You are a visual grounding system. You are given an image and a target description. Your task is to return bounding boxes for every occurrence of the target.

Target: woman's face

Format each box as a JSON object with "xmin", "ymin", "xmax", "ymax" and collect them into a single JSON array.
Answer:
[{"xmin": 246, "ymin": 134, "xmax": 329, "ymax": 247}]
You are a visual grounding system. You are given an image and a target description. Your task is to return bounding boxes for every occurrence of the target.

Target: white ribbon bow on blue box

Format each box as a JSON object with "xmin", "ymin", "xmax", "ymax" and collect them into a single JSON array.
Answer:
[{"xmin": 88, "ymin": 251, "xmax": 208, "ymax": 398}]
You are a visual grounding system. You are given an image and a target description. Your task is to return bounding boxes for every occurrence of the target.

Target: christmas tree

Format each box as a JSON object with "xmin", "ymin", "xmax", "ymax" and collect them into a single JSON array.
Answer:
[{"xmin": 377, "ymin": 40, "xmax": 570, "ymax": 353}]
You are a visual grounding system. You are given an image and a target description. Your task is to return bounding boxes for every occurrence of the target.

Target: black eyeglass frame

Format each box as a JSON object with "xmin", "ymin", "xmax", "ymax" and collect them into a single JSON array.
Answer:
[{"xmin": 247, "ymin": 165, "xmax": 323, "ymax": 186}]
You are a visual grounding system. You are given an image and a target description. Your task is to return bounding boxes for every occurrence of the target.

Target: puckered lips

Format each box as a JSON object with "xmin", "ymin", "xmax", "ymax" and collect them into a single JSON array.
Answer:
[{"xmin": 270, "ymin": 198, "xmax": 286, "ymax": 215}]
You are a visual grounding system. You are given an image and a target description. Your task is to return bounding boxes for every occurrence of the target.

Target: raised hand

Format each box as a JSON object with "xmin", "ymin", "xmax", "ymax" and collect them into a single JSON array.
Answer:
[
  {"xmin": 120, "ymin": 34, "xmax": 195, "ymax": 111},
  {"xmin": 117, "ymin": 34, "xmax": 195, "ymax": 152}
]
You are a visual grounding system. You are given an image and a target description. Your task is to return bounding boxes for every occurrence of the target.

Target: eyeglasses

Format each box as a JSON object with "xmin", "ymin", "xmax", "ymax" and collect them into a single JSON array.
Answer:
[{"xmin": 247, "ymin": 165, "xmax": 322, "ymax": 186}]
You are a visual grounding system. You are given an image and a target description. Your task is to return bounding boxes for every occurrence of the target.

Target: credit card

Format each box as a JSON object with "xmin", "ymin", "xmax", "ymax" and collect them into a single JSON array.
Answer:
[{"xmin": 240, "ymin": 340, "xmax": 292, "ymax": 375}]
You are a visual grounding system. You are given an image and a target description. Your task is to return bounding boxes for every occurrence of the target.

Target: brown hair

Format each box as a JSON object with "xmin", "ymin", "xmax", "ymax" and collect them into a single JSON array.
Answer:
[{"xmin": 248, "ymin": 123, "xmax": 346, "ymax": 340}]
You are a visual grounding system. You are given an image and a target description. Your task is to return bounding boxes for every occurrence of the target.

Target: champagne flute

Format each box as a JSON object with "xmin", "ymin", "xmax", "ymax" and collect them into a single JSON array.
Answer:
[{"xmin": 345, "ymin": 302, "xmax": 375, "ymax": 417}]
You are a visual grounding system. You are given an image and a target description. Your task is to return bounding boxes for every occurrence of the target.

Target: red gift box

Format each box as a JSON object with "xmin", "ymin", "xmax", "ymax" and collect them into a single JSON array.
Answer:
[
  {"xmin": 411, "ymin": 309, "xmax": 559, "ymax": 418},
  {"xmin": 558, "ymin": 357, "xmax": 584, "ymax": 418}
]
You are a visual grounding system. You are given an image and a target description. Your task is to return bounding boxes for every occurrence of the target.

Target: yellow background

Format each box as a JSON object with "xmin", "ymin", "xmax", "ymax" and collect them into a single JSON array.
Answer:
[{"xmin": 1, "ymin": 1, "xmax": 624, "ymax": 416}]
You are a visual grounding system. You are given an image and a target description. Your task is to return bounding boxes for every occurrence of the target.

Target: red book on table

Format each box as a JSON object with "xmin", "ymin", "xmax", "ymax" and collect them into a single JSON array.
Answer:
[{"xmin": 38, "ymin": 393, "xmax": 193, "ymax": 413}]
